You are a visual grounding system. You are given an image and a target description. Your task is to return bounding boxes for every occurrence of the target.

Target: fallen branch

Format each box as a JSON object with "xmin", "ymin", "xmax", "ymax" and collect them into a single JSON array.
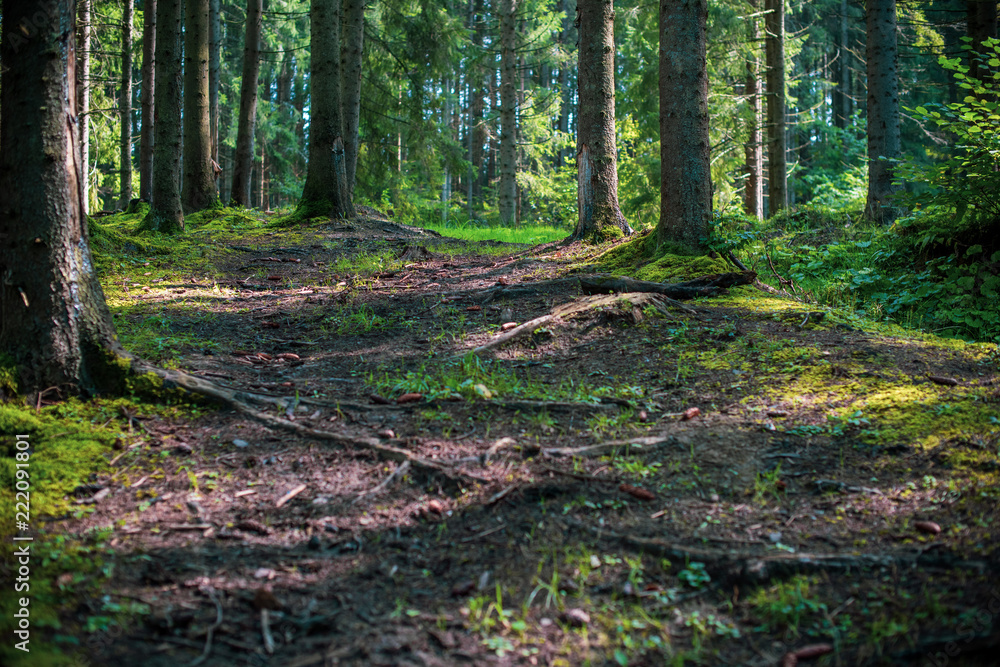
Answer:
[
  {"xmin": 469, "ymin": 313, "xmax": 555, "ymax": 356},
  {"xmin": 542, "ymin": 434, "xmax": 679, "ymax": 458}
]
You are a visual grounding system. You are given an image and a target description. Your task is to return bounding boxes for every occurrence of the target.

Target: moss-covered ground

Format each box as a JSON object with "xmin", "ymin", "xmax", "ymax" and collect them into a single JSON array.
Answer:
[{"xmin": 2, "ymin": 216, "xmax": 998, "ymax": 666}]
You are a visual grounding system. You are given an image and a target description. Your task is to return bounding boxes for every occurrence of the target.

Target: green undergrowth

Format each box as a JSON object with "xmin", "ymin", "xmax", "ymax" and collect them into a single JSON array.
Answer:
[
  {"xmin": 418, "ymin": 221, "xmax": 568, "ymax": 246},
  {"xmin": 367, "ymin": 353, "xmax": 646, "ymax": 404},
  {"xmin": 709, "ymin": 205, "xmax": 1000, "ymax": 344}
]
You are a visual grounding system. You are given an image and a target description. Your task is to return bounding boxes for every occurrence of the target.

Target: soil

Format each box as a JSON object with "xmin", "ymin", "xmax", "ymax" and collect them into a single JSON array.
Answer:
[{"xmin": 42, "ymin": 213, "xmax": 1000, "ymax": 666}]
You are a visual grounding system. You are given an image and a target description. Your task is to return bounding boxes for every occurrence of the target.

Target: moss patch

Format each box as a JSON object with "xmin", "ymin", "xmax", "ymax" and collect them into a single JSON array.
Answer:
[{"xmin": 596, "ymin": 231, "xmax": 729, "ymax": 282}]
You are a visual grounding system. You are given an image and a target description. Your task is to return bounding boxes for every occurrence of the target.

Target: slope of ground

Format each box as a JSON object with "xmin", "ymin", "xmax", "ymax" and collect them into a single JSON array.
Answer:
[{"xmin": 2, "ymin": 208, "xmax": 999, "ymax": 667}]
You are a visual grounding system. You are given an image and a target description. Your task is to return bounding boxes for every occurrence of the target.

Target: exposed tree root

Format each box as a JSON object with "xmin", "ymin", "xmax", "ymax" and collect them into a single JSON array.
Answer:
[
  {"xmin": 578, "ymin": 272, "xmax": 756, "ymax": 298},
  {"xmin": 565, "ymin": 517, "xmax": 998, "ymax": 586},
  {"xmin": 133, "ymin": 361, "xmax": 474, "ymax": 485}
]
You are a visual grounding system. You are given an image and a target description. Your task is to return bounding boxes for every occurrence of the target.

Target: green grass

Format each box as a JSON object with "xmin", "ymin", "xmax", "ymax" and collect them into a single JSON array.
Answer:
[{"xmin": 418, "ymin": 222, "xmax": 569, "ymax": 246}]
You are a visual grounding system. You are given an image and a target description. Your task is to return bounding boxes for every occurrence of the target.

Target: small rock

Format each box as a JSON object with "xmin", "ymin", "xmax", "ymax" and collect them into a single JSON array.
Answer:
[
  {"xmin": 562, "ymin": 608, "xmax": 590, "ymax": 627},
  {"xmin": 233, "ymin": 439, "xmax": 249, "ymax": 448},
  {"xmin": 638, "ymin": 409, "xmax": 649, "ymax": 422},
  {"xmin": 500, "ymin": 307, "xmax": 513, "ymax": 321},
  {"xmin": 539, "ymin": 617, "xmax": 553, "ymax": 628},
  {"xmin": 377, "ymin": 428, "xmax": 396, "ymax": 439},
  {"xmin": 427, "ymin": 499, "xmax": 445, "ymax": 514},
  {"xmin": 681, "ymin": 407, "xmax": 701, "ymax": 421},
  {"xmin": 709, "ymin": 493, "xmax": 720, "ymax": 502},
  {"xmin": 769, "ymin": 531, "xmax": 783, "ymax": 543},
  {"xmin": 477, "ymin": 570, "xmax": 492, "ymax": 591},
  {"xmin": 589, "ymin": 555, "xmax": 601, "ymax": 568},
  {"xmin": 254, "ymin": 567, "xmax": 276, "ymax": 580}
]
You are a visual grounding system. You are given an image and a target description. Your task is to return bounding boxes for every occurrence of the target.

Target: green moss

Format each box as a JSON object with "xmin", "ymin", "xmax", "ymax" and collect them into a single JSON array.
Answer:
[
  {"xmin": 0, "ymin": 353, "xmax": 18, "ymax": 398},
  {"xmin": 596, "ymin": 231, "xmax": 729, "ymax": 282}
]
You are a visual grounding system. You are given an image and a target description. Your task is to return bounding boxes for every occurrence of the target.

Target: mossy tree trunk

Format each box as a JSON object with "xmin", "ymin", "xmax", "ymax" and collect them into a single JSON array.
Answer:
[
  {"xmin": 572, "ymin": 0, "xmax": 631, "ymax": 242},
  {"xmin": 231, "ymin": 0, "xmax": 262, "ymax": 208},
  {"xmin": 182, "ymin": 0, "xmax": 217, "ymax": 212},
  {"xmin": 142, "ymin": 0, "xmax": 184, "ymax": 232},
  {"xmin": 341, "ymin": 0, "xmax": 364, "ymax": 198},
  {"xmin": 656, "ymin": 0, "xmax": 711, "ymax": 253},
  {"xmin": 139, "ymin": 0, "xmax": 156, "ymax": 203},
  {"xmin": 298, "ymin": 0, "xmax": 354, "ymax": 220},
  {"xmin": 864, "ymin": 0, "xmax": 900, "ymax": 224},
  {"xmin": 0, "ymin": 0, "xmax": 131, "ymax": 396},
  {"xmin": 78, "ymin": 0, "xmax": 92, "ymax": 214}
]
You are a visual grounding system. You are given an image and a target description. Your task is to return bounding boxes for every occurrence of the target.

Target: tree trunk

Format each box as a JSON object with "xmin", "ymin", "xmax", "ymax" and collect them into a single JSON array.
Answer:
[
  {"xmin": 558, "ymin": 0, "xmax": 574, "ymax": 169},
  {"xmin": 573, "ymin": 0, "xmax": 631, "ymax": 242},
  {"xmin": 342, "ymin": 0, "xmax": 364, "ymax": 197},
  {"xmin": 210, "ymin": 0, "xmax": 221, "ymax": 169},
  {"xmin": 499, "ymin": 0, "xmax": 519, "ymax": 225},
  {"xmin": 139, "ymin": 0, "xmax": 156, "ymax": 203},
  {"xmin": 120, "ymin": 0, "xmax": 135, "ymax": 209},
  {"xmin": 967, "ymin": 0, "xmax": 998, "ymax": 85},
  {"xmin": 298, "ymin": 0, "xmax": 354, "ymax": 219},
  {"xmin": 141, "ymin": 0, "xmax": 184, "ymax": 232},
  {"xmin": 469, "ymin": 0, "xmax": 485, "ymax": 213},
  {"xmin": 657, "ymin": 0, "xmax": 711, "ymax": 253},
  {"xmin": 1, "ymin": 0, "xmax": 129, "ymax": 396},
  {"xmin": 865, "ymin": 0, "xmax": 901, "ymax": 223},
  {"xmin": 231, "ymin": 0, "xmax": 262, "ymax": 208},
  {"xmin": 764, "ymin": 0, "xmax": 786, "ymax": 215},
  {"xmin": 78, "ymin": 0, "xmax": 92, "ymax": 214},
  {"xmin": 744, "ymin": 0, "xmax": 763, "ymax": 220},
  {"xmin": 831, "ymin": 0, "xmax": 850, "ymax": 129},
  {"xmin": 182, "ymin": 0, "xmax": 216, "ymax": 212}
]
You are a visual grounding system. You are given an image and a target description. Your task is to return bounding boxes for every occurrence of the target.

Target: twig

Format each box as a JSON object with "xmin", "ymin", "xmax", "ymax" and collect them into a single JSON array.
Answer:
[
  {"xmin": 542, "ymin": 434, "xmax": 678, "ymax": 458},
  {"xmin": 189, "ymin": 588, "xmax": 223, "ymax": 666},
  {"xmin": 353, "ymin": 460, "xmax": 411, "ymax": 503},
  {"xmin": 261, "ymin": 609, "xmax": 275, "ymax": 654},
  {"xmin": 538, "ymin": 463, "xmax": 617, "ymax": 484}
]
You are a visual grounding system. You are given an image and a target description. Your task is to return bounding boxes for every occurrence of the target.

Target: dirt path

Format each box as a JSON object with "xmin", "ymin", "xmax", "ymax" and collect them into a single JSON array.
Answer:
[{"xmin": 56, "ymin": 213, "xmax": 1000, "ymax": 666}]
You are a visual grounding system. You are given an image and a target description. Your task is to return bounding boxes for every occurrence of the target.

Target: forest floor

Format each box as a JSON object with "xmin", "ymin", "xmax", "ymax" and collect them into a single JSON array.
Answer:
[{"xmin": 5, "ymin": 207, "xmax": 1000, "ymax": 667}]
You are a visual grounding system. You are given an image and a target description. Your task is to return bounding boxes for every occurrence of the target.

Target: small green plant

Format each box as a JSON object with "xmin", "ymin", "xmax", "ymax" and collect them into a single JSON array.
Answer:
[
  {"xmin": 753, "ymin": 463, "xmax": 784, "ymax": 503},
  {"xmin": 677, "ymin": 561, "xmax": 711, "ymax": 589},
  {"xmin": 748, "ymin": 575, "xmax": 828, "ymax": 638}
]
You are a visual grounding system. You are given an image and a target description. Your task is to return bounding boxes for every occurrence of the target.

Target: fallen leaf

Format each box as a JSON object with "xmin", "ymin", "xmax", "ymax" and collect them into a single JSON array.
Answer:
[
  {"xmin": 397, "ymin": 392, "xmax": 423, "ymax": 404},
  {"xmin": 681, "ymin": 407, "xmax": 701, "ymax": 420},
  {"xmin": 275, "ymin": 352, "xmax": 300, "ymax": 361},
  {"xmin": 370, "ymin": 394, "xmax": 392, "ymax": 405},
  {"xmin": 501, "ymin": 322, "xmax": 518, "ymax": 331},
  {"xmin": 619, "ymin": 484, "xmax": 655, "ymax": 501},
  {"xmin": 427, "ymin": 499, "xmax": 445, "ymax": 514},
  {"xmin": 231, "ymin": 350, "xmax": 251, "ymax": 357},
  {"xmin": 267, "ymin": 275, "xmax": 282, "ymax": 281},
  {"xmin": 915, "ymin": 520, "xmax": 942, "ymax": 535},
  {"xmin": 466, "ymin": 306, "xmax": 482, "ymax": 312}
]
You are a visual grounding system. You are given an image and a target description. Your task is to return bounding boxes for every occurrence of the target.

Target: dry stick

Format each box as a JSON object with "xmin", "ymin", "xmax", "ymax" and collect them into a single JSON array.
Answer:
[
  {"xmin": 189, "ymin": 588, "xmax": 223, "ymax": 667},
  {"xmin": 542, "ymin": 435, "xmax": 679, "ymax": 459},
  {"xmin": 261, "ymin": 609, "xmax": 275, "ymax": 654},
  {"xmin": 469, "ymin": 313, "xmax": 556, "ymax": 356},
  {"xmin": 538, "ymin": 463, "xmax": 618, "ymax": 485},
  {"xmin": 353, "ymin": 460, "xmax": 411, "ymax": 503}
]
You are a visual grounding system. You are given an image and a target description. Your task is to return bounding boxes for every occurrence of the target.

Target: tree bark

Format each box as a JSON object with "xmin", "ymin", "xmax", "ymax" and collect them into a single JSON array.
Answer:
[
  {"xmin": 967, "ymin": 0, "xmax": 998, "ymax": 85},
  {"xmin": 78, "ymin": 0, "xmax": 92, "ymax": 214},
  {"xmin": 209, "ymin": 0, "xmax": 221, "ymax": 168},
  {"xmin": 182, "ymin": 0, "xmax": 216, "ymax": 212},
  {"xmin": 231, "ymin": 0, "xmax": 263, "ymax": 208},
  {"xmin": 499, "ymin": 0, "xmax": 519, "ymax": 225},
  {"xmin": 298, "ymin": 0, "xmax": 355, "ymax": 219},
  {"xmin": 141, "ymin": 0, "xmax": 184, "ymax": 232},
  {"xmin": 657, "ymin": 0, "xmax": 711, "ymax": 253},
  {"xmin": 341, "ymin": 0, "xmax": 364, "ymax": 197},
  {"xmin": 573, "ymin": 0, "xmax": 631, "ymax": 242},
  {"xmin": 764, "ymin": 0, "xmax": 786, "ymax": 216},
  {"xmin": 744, "ymin": 0, "xmax": 763, "ymax": 220},
  {"xmin": 831, "ymin": 0, "xmax": 850, "ymax": 130},
  {"xmin": 120, "ymin": 0, "xmax": 135, "ymax": 209},
  {"xmin": 1, "ymin": 0, "xmax": 130, "ymax": 396},
  {"xmin": 865, "ymin": 0, "xmax": 901, "ymax": 224},
  {"xmin": 139, "ymin": 0, "xmax": 156, "ymax": 202}
]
